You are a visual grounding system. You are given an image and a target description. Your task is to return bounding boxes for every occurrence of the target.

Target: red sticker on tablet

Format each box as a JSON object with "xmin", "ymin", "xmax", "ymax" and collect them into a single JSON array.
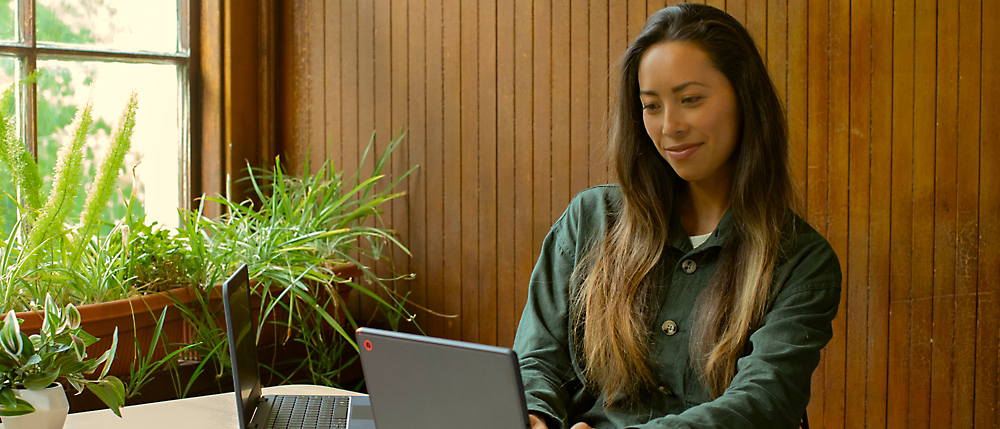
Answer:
[{"xmin": 364, "ymin": 340, "xmax": 373, "ymax": 350}]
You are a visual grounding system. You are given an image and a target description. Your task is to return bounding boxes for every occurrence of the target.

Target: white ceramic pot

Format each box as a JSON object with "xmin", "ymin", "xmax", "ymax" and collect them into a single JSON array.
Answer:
[{"xmin": 0, "ymin": 383, "xmax": 70, "ymax": 429}]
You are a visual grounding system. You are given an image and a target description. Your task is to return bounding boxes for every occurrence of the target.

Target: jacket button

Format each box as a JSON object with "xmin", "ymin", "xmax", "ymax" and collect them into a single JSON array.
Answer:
[
  {"xmin": 662, "ymin": 320, "xmax": 678, "ymax": 336},
  {"xmin": 681, "ymin": 259, "xmax": 697, "ymax": 274},
  {"xmin": 658, "ymin": 385, "xmax": 674, "ymax": 396}
]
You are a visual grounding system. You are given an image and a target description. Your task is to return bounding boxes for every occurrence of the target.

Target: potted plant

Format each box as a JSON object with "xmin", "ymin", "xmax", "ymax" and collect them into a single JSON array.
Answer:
[{"xmin": 0, "ymin": 294, "xmax": 125, "ymax": 429}]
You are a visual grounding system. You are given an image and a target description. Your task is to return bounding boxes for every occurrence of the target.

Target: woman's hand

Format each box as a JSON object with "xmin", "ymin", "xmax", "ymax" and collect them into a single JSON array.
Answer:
[{"xmin": 529, "ymin": 414, "xmax": 548, "ymax": 429}]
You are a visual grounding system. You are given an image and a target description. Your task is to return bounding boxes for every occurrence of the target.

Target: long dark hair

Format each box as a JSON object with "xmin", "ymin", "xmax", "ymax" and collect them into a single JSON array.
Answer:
[{"xmin": 572, "ymin": 2, "xmax": 793, "ymax": 405}]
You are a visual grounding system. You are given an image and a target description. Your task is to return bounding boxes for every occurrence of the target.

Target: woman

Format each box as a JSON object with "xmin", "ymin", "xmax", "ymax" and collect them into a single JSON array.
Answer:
[{"xmin": 513, "ymin": 3, "xmax": 842, "ymax": 429}]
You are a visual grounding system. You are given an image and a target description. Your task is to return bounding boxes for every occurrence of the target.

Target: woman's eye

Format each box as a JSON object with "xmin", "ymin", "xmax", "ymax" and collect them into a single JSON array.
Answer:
[
  {"xmin": 681, "ymin": 96, "xmax": 703, "ymax": 105},
  {"xmin": 642, "ymin": 103, "xmax": 658, "ymax": 111}
]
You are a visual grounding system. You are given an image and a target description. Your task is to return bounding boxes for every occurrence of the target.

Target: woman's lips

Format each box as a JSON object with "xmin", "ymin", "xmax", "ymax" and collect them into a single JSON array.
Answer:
[{"xmin": 665, "ymin": 143, "xmax": 701, "ymax": 160}]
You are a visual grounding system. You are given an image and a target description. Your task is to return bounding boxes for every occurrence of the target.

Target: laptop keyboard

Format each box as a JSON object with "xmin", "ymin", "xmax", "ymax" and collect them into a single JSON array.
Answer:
[{"xmin": 266, "ymin": 395, "xmax": 350, "ymax": 429}]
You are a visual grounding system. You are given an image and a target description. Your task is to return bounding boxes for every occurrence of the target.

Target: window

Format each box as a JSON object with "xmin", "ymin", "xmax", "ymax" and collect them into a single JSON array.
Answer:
[{"xmin": 0, "ymin": 0, "xmax": 191, "ymax": 231}]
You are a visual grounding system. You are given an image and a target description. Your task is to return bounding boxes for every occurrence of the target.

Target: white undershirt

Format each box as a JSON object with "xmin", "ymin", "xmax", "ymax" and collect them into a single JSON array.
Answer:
[{"xmin": 689, "ymin": 232, "xmax": 712, "ymax": 249}]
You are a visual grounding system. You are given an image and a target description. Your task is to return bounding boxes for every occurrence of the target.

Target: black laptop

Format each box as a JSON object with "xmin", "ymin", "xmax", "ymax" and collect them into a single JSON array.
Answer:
[{"xmin": 223, "ymin": 265, "xmax": 375, "ymax": 429}]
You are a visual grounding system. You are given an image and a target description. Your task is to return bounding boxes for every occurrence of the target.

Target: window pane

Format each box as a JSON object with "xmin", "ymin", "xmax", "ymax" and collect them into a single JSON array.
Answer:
[
  {"xmin": 36, "ymin": 60, "xmax": 181, "ymax": 230},
  {"xmin": 0, "ymin": 1, "xmax": 15, "ymax": 41},
  {"xmin": 0, "ymin": 56, "xmax": 21, "ymax": 235},
  {"xmin": 37, "ymin": 0, "xmax": 180, "ymax": 53}
]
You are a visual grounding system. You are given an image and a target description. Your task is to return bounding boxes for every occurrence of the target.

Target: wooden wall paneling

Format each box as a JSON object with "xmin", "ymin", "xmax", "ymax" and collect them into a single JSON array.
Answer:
[
  {"xmin": 496, "ymin": 0, "xmax": 516, "ymax": 346},
  {"xmin": 531, "ymin": 0, "xmax": 552, "ymax": 305},
  {"xmin": 552, "ymin": 0, "xmax": 571, "ymax": 218},
  {"xmin": 805, "ymin": 0, "xmax": 830, "ymax": 424},
  {"xmin": 589, "ymin": 0, "xmax": 608, "ymax": 189},
  {"xmin": 371, "ymin": 0, "xmax": 391, "ymax": 322},
  {"xmin": 339, "ymin": 0, "xmax": 359, "ymax": 276},
  {"xmin": 324, "ymin": 0, "xmax": 341, "ymax": 174},
  {"xmin": 706, "ymin": 0, "xmax": 726, "ymax": 12},
  {"xmin": 846, "ymin": 0, "xmax": 872, "ymax": 426},
  {"xmin": 976, "ymin": 1, "xmax": 1000, "ymax": 425},
  {"xmin": 953, "ymin": 0, "xmax": 981, "ymax": 426},
  {"xmin": 627, "ymin": 0, "xmax": 646, "ymax": 41},
  {"xmin": 224, "ymin": 0, "xmax": 261, "ymax": 204},
  {"xmin": 302, "ymin": 0, "xmax": 322, "ymax": 171},
  {"xmin": 442, "ymin": 0, "xmax": 461, "ymax": 340},
  {"xmin": 867, "ymin": 0, "xmax": 892, "ymax": 426},
  {"xmin": 786, "ymin": 0, "xmax": 806, "ymax": 199},
  {"xmin": 766, "ymin": 0, "xmax": 786, "ymax": 105},
  {"xmin": 825, "ymin": 0, "xmax": 850, "ymax": 426},
  {"xmin": 478, "ymin": 0, "xmax": 498, "ymax": 346},
  {"xmin": 910, "ymin": 0, "xmax": 937, "ymax": 426},
  {"xmin": 977, "ymin": 1, "xmax": 1000, "ymax": 424},
  {"xmin": 406, "ymin": 0, "xmax": 427, "ymax": 332},
  {"xmin": 570, "ymin": 0, "xmax": 590, "ymax": 196},
  {"xmin": 604, "ymin": 0, "xmax": 627, "ymax": 187},
  {"xmin": 459, "ymin": 0, "xmax": 480, "ymax": 342},
  {"xmin": 200, "ymin": 0, "xmax": 223, "ymax": 217},
  {"xmin": 389, "ymin": 0, "xmax": 410, "ymax": 307},
  {"xmin": 746, "ymin": 0, "xmax": 766, "ymax": 58},
  {"xmin": 514, "ymin": 0, "xmax": 534, "ymax": 341},
  {"xmin": 356, "ymin": 0, "xmax": 376, "ymax": 319},
  {"xmin": 887, "ymin": 0, "xmax": 914, "ymax": 427},
  {"xmin": 727, "ymin": 0, "xmax": 746, "ymax": 25},
  {"xmin": 930, "ymin": 0, "xmax": 958, "ymax": 426},
  {"xmin": 425, "ymin": 0, "xmax": 444, "ymax": 338}
]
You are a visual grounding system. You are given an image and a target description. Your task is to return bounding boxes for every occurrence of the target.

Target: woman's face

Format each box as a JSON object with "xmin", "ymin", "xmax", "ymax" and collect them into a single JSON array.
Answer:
[{"xmin": 638, "ymin": 41, "xmax": 740, "ymax": 187}]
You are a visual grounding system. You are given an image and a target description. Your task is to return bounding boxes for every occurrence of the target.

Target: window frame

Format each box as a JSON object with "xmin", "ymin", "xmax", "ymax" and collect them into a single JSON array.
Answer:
[{"xmin": 0, "ymin": 0, "xmax": 197, "ymax": 210}]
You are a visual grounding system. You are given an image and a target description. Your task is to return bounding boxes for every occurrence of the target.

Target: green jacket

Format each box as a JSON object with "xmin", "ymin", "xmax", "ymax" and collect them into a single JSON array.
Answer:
[{"xmin": 513, "ymin": 185, "xmax": 842, "ymax": 429}]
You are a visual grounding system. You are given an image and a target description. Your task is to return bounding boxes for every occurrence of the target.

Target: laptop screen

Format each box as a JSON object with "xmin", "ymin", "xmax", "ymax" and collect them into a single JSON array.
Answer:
[{"xmin": 224, "ymin": 264, "xmax": 263, "ymax": 427}]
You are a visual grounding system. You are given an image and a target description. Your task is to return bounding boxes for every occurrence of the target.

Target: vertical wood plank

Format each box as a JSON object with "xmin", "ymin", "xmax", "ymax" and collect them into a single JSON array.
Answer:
[
  {"xmin": 570, "ymin": 0, "xmax": 590, "ymax": 196},
  {"xmin": 459, "ymin": 0, "xmax": 480, "ymax": 343},
  {"xmin": 373, "ymin": 0, "xmax": 391, "ymax": 317},
  {"xmin": 705, "ymin": 0, "xmax": 726, "ymax": 11},
  {"xmin": 425, "ymin": 0, "xmax": 445, "ymax": 338},
  {"xmin": 601, "ymin": 0, "xmax": 624, "ymax": 187},
  {"xmin": 805, "ymin": 0, "xmax": 830, "ymax": 424},
  {"xmin": 357, "ymin": 0, "xmax": 377, "ymax": 318},
  {"xmin": 478, "ymin": 0, "xmax": 498, "ymax": 346},
  {"xmin": 496, "ymin": 0, "xmax": 516, "ymax": 346},
  {"xmin": 930, "ymin": 0, "xmax": 958, "ymax": 426},
  {"xmin": 406, "ymin": 0, "xmax": 428, "ymax": 331},
  {"xmin": 442, "ymin": 0, "xmax": 462, "ymax": 340},
  {"xmin": 887, "ymin": 0, "xmax": 914, "ymax": 427},
  {"xmin": 766, "ymin": 0, "xmax": 786, "ymax": 105},
  {"xmin": 338, "ymin": 0, "xmax": 360, "ymax": 316},
  {"xmin": 910, "ymin": 0, "xmax": 936, "ymax": 426},
  {"xmin": 746, "ymin": 0, "xmax": 766, "ymax": 58},
  {"xmin": 552, "ymin": 0, "xmax": 571, "ymax": 221},
  {"xmin": 846, "ymin": 0, "xmax": 873, "ymax": 427},
  {"xmin": 868, "ymin": 0, "xmax": 892, "ymax": 427},
  {"xmin": 977, "ymin": 1, "xmax": 1000, "ymax": 424},
  {"xmin": 787, "ymin": 0, "xmax": 806, "ymax": 209},
  {"xmin": 389, "ymin": 0, "xmax": 410, "ymax": 305},
  {"xmin": 531, "ymin": 0, "xmax": 551, "ymax": 305},
  {"xmin": 324, "ymin": 0, "xmax": 341, "ymax": 175},
  {"xmin": 513, "ymin": 0, "xmax": 534, "ymax": 341},
  {"xmin": 727, "ymin": 0, "xmax": 746, "ymax": 25},
  {"xmin": 952, "ymin": 0, "xmax": 981, "ymax": 427},
  {"xmin": 628, "ymin": 0, "xmax": 645, "ymax": 41},
  {"xmin": 976, "ymin": 1, "xmax": 1000, "ymax": 425},
  {"xmin": 306, "ymin": 0, "xmax": 324, "ymax": 169},
  {"xmin": 825, "ymin": 0, "xmax": 851, "ymax": 426}
]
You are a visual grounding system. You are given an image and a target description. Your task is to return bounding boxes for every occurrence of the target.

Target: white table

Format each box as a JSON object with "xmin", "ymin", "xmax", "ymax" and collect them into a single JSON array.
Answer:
[{"xmin": 0, "ymin": 385, "xmax": 361, "ymax": 429}]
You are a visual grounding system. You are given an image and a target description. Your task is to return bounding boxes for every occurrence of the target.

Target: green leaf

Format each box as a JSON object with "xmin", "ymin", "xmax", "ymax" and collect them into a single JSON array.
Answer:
[
  {"xmin": 0, "ymin": 311, "xmax": 22, "ymax": 356},
  {"xmin": 64, "ymin": 303, "xmax": 81, "ymax": 330},
  {"xmin": 22, "ymin": 369, "xmax": 59, "ymax": 390},
  {"xmin": 0, "ymin": 386, "xmax": 17, "ymax": 408},
  {"xmin": 98, "ymin": 327, "xmax": 117, "ymax": 380},
  {"xmin": 0, "ymin": 397, "xmax": 36, "ymax": 417},
  {"xmin": 85, "ymin": 377, "xmax": 125, "ymax": 418},
  {"xmin": 70, "ymin": 333, "xmax": 86, "ymax": 361}
]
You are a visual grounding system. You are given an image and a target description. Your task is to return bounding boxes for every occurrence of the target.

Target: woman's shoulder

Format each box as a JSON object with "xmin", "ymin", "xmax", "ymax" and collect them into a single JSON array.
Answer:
[
  {"xmin": 549, "ymin": 185, "xmax": 622, "ymax": 251},
  {"xmin": 773, "ymin": 213, "xmax": 843, "ymax": 294}
]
